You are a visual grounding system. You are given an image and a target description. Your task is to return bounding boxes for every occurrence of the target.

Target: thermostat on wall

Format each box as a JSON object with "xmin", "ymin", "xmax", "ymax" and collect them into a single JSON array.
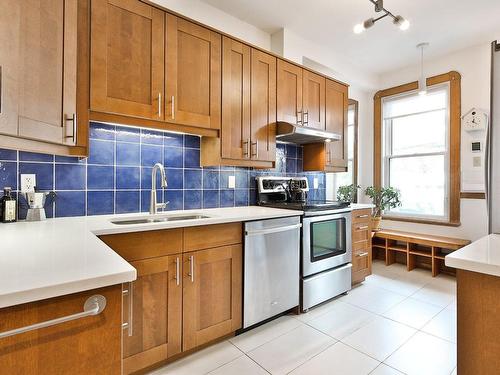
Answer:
[
  {"xmin": 462, "ymin": 108, "xmax": 488, "ymax": 132},
  {"xmin": 471, "ymin": 141, "xmax": 482, "ymax": 153}
]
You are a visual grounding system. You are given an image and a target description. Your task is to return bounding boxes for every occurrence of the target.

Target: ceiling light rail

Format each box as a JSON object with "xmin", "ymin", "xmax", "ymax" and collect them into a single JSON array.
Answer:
[{"xmin": 354, "ymin": 0, "xmax": 410, "ymax": 34}]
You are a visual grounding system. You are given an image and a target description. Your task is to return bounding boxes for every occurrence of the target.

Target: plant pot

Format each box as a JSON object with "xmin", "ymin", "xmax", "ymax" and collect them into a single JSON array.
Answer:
[{"xmin": 371, "ymin": 216, "xmax": 382, "ymax": 231}]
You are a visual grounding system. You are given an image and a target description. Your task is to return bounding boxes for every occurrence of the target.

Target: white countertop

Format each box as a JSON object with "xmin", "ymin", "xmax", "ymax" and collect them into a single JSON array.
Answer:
[
  {"xmin": 0, "ymin": 206, "xmax": 302, "ymax": 308},
  {"xmin": 445, "ymin": 234, "xmax": 500, "ymax": 277},
  {"xmin": 350, "ymin": 203, "xmax": 375, "ymax": 210}
]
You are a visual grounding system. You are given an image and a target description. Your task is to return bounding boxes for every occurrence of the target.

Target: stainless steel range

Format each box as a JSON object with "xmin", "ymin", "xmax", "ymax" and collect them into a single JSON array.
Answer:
[{"xmin": 257, "ymin": 176, "xmax": 352, "ymax": 311}]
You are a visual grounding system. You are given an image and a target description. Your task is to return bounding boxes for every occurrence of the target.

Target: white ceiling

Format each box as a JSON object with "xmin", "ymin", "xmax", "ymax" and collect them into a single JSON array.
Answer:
[{"xmin": 201, "ymin": 0, "xmax": 500, "ymax": 75}]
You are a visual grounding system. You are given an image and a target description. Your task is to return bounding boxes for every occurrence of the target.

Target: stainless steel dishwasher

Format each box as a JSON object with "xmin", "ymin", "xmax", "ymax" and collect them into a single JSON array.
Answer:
[{"xmin": 243, "ymin": 216, "xmax": 301, "ymax": 328}]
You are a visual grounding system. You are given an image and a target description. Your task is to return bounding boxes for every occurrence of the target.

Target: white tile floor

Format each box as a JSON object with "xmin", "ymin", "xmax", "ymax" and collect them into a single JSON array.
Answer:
[{"xmin": 149, "ymin": 260, "xmax": 457, "ymax": 375}]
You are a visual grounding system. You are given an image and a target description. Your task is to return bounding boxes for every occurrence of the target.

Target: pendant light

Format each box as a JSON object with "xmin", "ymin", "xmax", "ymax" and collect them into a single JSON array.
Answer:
[
  {"xmin": 417, "ymin": 42, "xmax": 429, "ymax": 96},
  {"xmin": 353, "ymin": 0, "xmax": 410, "ymax": 34}
]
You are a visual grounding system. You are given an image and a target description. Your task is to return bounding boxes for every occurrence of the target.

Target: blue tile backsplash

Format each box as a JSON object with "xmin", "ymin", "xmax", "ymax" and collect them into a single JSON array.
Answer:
[{"xmin": 0, "ymin": 122, "xmax": 326, "ymax": 218}]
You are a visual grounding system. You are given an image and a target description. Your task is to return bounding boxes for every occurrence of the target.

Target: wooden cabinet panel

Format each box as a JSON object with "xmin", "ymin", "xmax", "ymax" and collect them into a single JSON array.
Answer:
[
  {"xmin": 325, "ymin": 79, "xmax": 348, "ymax": 170},
  {"xmin": 166, "ymin": 15, "xmax": 221, "ymax": 129},
  {"xmin": 277, "ymin": 60, "xmax": 303, "ymax": 124},
  {"xmin": 182, "ymin": 244, "xmax": 242, "ymax": 351},
  {"xmin": 302, "ymin": 70, "xmax": 325, "ymax": 129},
  {"xmin": 123, "ymin": 255, "xmax": 182, "ymax": 374},
  {"xmin": 352, "ymin": 209, "xmax": 371, "ymax": 224},
  {"xmin": 351, "ymin": 210, "xmax": 372, "ymax": 284},
  {"xmin": 0, "ymin": 285, "xmax": 122, "ymax": 374},
  {"xmin": 251, "ymin": 49, "xmax": 276, "ymax": 162},
  {"xmin": 184, "ymin": 223, "xmax": 242, "ymax": 252},
  {"xmin": 221, "ymin": 37, "xmax": 251, "ymax": 160},
  {"xmin": 91, "ymin": 0, "xmax": 164, "ymax": 120},
  {"xmin": 99, "ymin": 229, "xmax": 183, "ymax": 261}
]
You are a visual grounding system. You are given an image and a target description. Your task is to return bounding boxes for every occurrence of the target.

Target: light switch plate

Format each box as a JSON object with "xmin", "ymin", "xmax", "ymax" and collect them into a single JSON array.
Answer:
[
  {"xmin": 313, "ymin": 177, "xmax": 319, "ymax": 189},
  {"xmin": 228, "ymin": 175, "xmax": 236, "ymax": 189},
  {"xmin": 21, "ymin": 174, "xmax": 36, "ymax": 192}
]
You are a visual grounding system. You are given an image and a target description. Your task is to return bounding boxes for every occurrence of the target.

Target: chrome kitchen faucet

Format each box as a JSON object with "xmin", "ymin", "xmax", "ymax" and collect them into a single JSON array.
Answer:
[{"xmin": 150, "ymin": 163, "xmax": 169, "ymax": 215}]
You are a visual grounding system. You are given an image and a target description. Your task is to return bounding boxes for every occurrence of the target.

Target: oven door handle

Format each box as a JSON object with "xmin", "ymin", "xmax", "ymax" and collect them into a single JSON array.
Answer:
[{"xmin": 245, "ymin": 224, "xmax": 302, "ymax": 236}]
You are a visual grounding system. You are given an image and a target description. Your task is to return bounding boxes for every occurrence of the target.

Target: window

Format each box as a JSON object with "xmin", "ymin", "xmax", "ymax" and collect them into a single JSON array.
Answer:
[
  {"xmin": 328, "ymin": 99, "xmax": 358, "ymax": 200},
  {"xmin": 383, "ymin": 86, "xmax": 449, "ymax": 220},
  {"xmin": 374, "ymin": 71, "xmax": 461, "ymax": 225}
]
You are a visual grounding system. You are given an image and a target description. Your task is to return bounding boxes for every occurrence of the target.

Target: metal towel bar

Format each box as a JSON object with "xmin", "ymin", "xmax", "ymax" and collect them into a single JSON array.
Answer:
[{"xmin": 0, "ymin": 294, "xmax": 106, "ymax": 339}]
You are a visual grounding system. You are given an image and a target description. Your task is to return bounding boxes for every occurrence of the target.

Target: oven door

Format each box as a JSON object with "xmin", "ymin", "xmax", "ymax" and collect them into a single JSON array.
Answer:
[{"xmin": 302, "ymin": 212, "xmax": 352, "ymax": 277}]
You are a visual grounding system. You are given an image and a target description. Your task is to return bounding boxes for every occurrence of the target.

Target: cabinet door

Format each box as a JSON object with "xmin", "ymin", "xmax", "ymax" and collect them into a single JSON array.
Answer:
[
  {"xmin": 277, "ymin": 60, "xmax": 303, "ymax": 124},
  {"xmin": 221, "ymin": 37, "xmax": 251, "ymax": 160},
  {"xmin": 325, "ymin": 79, "xmax": 348, "ymax": 170},
  {"xmin": 91, "ymin": 0, "xmax": 164, "ymax": 120},
  {"xmin": 0, "ymin": 0, "xmax": 21, "ymax": 136},
  {"xmin": 183, "ymin": 245, "xmax": 242, "ymax": 351},
  {"xmin": 302, "ymin": 70, "xmax": 325, "ymax": 129},
  {"xmin": 16, "ymin": 0, "xmax": 77, "ymax": 145},
  {"xmin": 166, "ymin": 14, "xmax": 221, "ymax": 129},
  {"xmin": 0, "ymin": 285, "xmax": 122, "ymax": 374},
  {"xmin": 123, "ymin": 255, "xmax": 182, "ymax": 375},
  {"xmin": 251, "ymin": 49, "xmax": 276, "ymax": 162}
]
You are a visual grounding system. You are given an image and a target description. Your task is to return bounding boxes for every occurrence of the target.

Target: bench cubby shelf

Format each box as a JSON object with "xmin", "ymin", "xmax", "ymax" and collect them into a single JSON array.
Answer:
[{"xmin": 372, "ymin": 229, "xmax": 471, "ymax": 277}]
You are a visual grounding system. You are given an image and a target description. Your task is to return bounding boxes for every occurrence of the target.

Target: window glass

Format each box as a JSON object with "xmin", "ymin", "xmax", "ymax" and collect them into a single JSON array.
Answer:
[{"xmin": 383, "ymin": 89, "xmax": 447, "ymax": 118}]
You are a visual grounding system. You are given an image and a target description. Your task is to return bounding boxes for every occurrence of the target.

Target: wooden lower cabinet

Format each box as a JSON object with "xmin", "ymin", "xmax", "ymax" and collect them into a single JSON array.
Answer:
[
  {"xmin": 123, "ymin": 255, "xmax": 182, "ymax": 375},
  {"xmin": 0, "ymin": 285, "xmax": 122, "ymax": 374},
  {"xmin": 182, "ymin": 244, "xmax": 242, "ymax": 351},
  {"xmin": 351, "ymin": 209, "xmax": 372, "ymax": 284}
]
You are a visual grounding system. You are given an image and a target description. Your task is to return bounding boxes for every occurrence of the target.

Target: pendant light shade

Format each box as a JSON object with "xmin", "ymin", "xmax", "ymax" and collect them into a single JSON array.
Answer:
[{"xmin": 417, "ymin": 43, "xmax": 429, "ymax": 96}]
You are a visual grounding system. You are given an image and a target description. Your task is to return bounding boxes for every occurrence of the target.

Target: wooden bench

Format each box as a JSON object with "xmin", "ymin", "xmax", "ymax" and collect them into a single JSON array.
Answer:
[{"xmin": 372, "ymin": 229, "xmax": 471, "ymax": 277}]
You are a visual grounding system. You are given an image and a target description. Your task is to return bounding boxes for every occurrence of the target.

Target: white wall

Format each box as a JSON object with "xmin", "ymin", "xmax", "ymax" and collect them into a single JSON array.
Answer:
[
  {"xmin": 372, "ymin": 43, "xmax": 492, "ymax": 241},
  {"xmin": 150, "ymin": 0, "xmax": 271, "ymax": 50}
]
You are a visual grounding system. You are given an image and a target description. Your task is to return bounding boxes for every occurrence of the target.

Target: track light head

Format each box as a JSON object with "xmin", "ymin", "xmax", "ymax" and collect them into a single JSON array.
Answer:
[{"xmin": 393, "ymin": 15, "xmax": 410, "ymax": 30}]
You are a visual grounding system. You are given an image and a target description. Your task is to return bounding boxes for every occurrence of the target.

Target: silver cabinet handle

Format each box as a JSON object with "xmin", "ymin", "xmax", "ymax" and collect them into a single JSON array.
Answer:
[
  {"xmin": 485, "ymin": 115, "xmax": 490, "ymax": 220},
  {"xmin": 242, "ymin": 139, "xmax": 250, "ymax": 158},
  {"xmin": 356, "ymin": 225, "xmax": 369, "ymax": 230},
  {"xmin": 245, "ymin": 223, "xmax": 302, "ymax": 236},
  {"xmin": 64, "ymin": 113, "xmax": 77, "ymax": 144},
  {"xmin": 121, "ymin": 282, "xmax": 133, "ymax": 337},
  {"xmin": 188, "ymin": 255, "xmax": 194, "ymax": 283},
  {"xmin": 175, "ymin": 257, "xmax": 180, "ymax": 286},
  {"xmin": 303, "ymin": 110, "xmax": 309, "ymax": 125},
  {"xmin": 297, "ymin": 110, "xmax": 303, "ymax": 125},
  {"xmin": 158, "ymin": 93, "xmax": 162, "ymax": 118},
  {"xmin": 356, "ymin": 214, "xmax": 370, "ymax": 219},
  {"xmin": 171, "ymin": 96, "xmax": 175, "ymax": 120},
  {"xmin": 356, "ymin": 252, "xmax": 369, "ymax": 257},
  {"xmin": 0, "ymin": 295, "xmax": 106, "ymax": 339},
  {"xmin": 251, "ymin": 140, "xmax": 259, "ymax": 159}
]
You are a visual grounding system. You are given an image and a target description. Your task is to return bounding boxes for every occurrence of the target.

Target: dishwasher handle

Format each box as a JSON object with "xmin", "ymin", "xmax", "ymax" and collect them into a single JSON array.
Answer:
[{"xmin": 245, "ymin": 223, "xmax": 302, "ymax": 236}]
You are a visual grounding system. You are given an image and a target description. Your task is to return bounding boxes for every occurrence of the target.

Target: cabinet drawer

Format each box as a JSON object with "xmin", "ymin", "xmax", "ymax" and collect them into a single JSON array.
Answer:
[
  {"xmin": 100, "ymin": 229, "xmax": 183, "ymax": 261},
  {"xmin": 184, "ymin": 223, "xmax": 242, "ymax": 252},
  {"xmin": 353, "ymin": 239, "xmax": 370, "ymax": 252},
  {"xmin": 352, "ymin": 209, "xmax": 371, "ymax": 224},
  {"xmin": 352, "ymin": 249, "xmax": 370, "ymax": 272},
  {"xmin": 352, "ymin": 225, "xmax": 370, "ymax": 243}
]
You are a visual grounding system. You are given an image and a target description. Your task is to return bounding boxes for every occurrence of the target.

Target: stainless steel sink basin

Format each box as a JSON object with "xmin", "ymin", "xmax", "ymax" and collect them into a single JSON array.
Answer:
[{"xmin": 111, "ymin": 214, "xmax": 210, "ymax": 225}]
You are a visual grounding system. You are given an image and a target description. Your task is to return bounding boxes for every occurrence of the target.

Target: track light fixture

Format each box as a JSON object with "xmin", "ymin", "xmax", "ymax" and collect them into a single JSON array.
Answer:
[{"xmin": 354, "ymin": 0, "xmax": 410, "ymax": 34}]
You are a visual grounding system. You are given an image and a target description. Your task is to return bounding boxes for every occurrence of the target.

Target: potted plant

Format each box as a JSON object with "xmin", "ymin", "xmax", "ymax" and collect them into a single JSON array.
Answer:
[
  {"xmin": 364, "ymin": 186, "xmax": 402, "ymax": 231},
  {"xmin": 337, "ymin": 184, "xmax": 361, "ymax": 204}
]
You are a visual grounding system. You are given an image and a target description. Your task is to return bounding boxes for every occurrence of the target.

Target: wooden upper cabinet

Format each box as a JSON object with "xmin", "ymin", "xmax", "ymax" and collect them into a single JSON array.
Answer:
[
  {"xmin": 123, "ymin": 255, "xmax": 182, "ymax": 375},
  {"xmin": 302, "ymin": 70, "xmax": 326, "ymax": 129},
  {"xmin": 0, "ymin": 285, "xmax": 122, "ymax": 374},
  {"xmin": 0, "ymin": 0, "xmax": 78, "ymax": 146},
  {"xmin": 277, "ymin": 60, "xmax": 303, "ymax": 124},
  {"xmin": 325, "ymin": 79, "xmax": 348, "ymax": 170},
  {"xmin": 182, "ymin": 244, "xmax": 242, "ymax": 351},
  {"xmin": 166, "ymin": 14, "xmax": 221, "ymax": 129},
  {"xmin": 221, "ymin": 37, "xmax": 251, "ymax": 160},
  {"xmin": 250, "ymin": 49, "xmax": 277, "ymax": 163},
  {"xmin": 90, "ymin": 0, "xmax": 164, "ymax": 120}
]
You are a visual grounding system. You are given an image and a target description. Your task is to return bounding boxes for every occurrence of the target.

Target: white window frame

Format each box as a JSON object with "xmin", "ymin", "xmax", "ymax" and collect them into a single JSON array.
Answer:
[{"xmin": 381, "ymin": 83, "xmax": 451, "ymax": 221}]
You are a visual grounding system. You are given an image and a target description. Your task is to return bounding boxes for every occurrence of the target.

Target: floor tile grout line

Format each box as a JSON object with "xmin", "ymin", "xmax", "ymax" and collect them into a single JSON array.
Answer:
[{"xmin": 283, "ymin": 339, "xmax": 339, "ymax": 375}]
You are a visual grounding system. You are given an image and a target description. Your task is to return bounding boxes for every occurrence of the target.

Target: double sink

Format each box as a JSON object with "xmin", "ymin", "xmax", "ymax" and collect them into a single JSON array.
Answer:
[{"xmin": 111, "ymin": 213, "xmax": 211, "ymax": 225}]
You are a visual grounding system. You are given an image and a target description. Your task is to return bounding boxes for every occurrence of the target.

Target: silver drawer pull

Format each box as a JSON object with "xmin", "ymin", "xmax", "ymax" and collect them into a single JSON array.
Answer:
[
  {"xmin": 356, "ymin": 225, "xmax": 369, "ymax": 230},
  {"xmin": 0, "ymin": 295, "xmax": 106, "ymax": 339},
  {"xmin": 175, "ymin": 257, "xmax": 180, "ymax": 286},
  {"xmin": 245, "ymin": 223, "xmax": 302, "ymax": 236},
  {"xmin": 357, "ymin": 252, "xmax": 369, "ymax": 257},
  {"xmin": 188, "ymin": 255, "xmax": 194, "ymax": 283},
  {"xmin": 356, "ymin": 214, "xmax": 369, "ymax": 218},
  {"xmin": 64, "ymin": 113, "xmax": 77, "ymax": 144}
]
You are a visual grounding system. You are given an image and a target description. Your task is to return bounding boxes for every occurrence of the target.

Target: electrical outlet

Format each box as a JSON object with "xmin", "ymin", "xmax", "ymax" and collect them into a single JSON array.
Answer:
[
  {"xmin": 313, "ymin": 177, "xmax": 319, "ymax": 189},
  {"xmin": 21, "ymin": 174, "xmax": 36, "ymax": 192},
  {"xmin": 228, "ymin": 175, "xmax": 236, "ymax": 189}
]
